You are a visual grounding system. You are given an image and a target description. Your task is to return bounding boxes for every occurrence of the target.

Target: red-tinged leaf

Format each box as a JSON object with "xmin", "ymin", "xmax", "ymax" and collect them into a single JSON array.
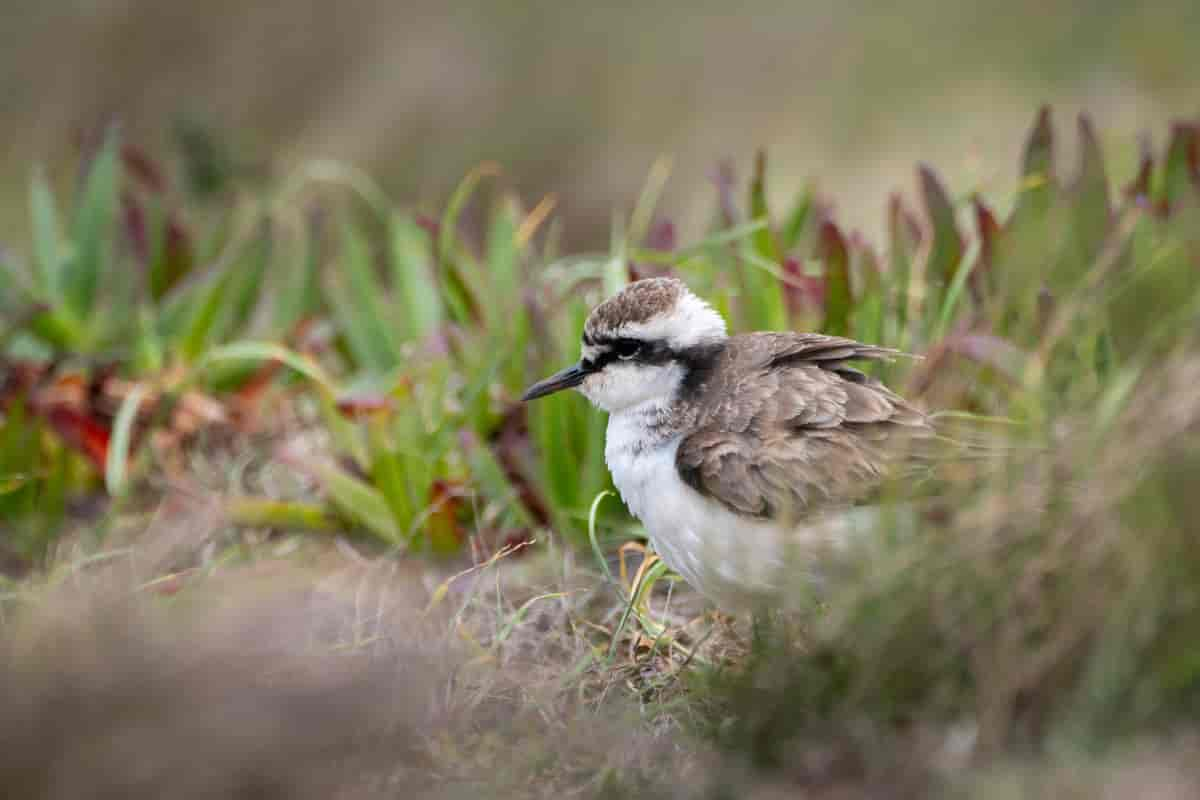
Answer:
[
  {"xmin": 1190, "ymin": 126, "xmax": 1200, "ymax": 181},
  {"xmin": 294, "ymin": 317, "xmax": 336, "ymax": 354},
  {"xmin": 1074, "ymin": 114, "xmax": 1111, "ymax": 216},
  {"xmin": 711, "ymin": 159, "xmax": 739, "ymax": 227},
  {"xmin": 750, "ymin": 149, "xmax": 782, "ymax": 262},
  {"xmin": 426, "ymin": 478, "xmax": 467, "ymax": 555},
  {"xmin": 1125, "ymin": 133, "xmax": 1154, "ymax": 203},
  {"xmin": 40, "ymin": 405, "xmax": 110, "ymax": 471},
  {"xmin": 88, "ymin": 362, "xmax": 119, "ymax": 414},
  {"xmin": 1022, "ymin": 105, "xmax": 1055, "ymax": 181},
  {"xmin": 780, "ymin": 185, "xmax": 815, "ymax": 252},
  {"xmin": 971, "ymin": 197, "xmax": 1000, "ymax": 302},
  {"xmin": 144, "ymin": 571, "xmax": 191, "ymax": 596},
  {"xmin": 973, "ymin": 198, "xmax": 1000, "ymax": 267},
  {"xmin": 152, "ymin": 215, "xmax": 195, "ymax": 300},
  {"xmin": 909, "ymin": 330, "xmax": 1030, "ymax": 397},
  {"xmin": 234, "ymin": 358, "xmax": 284, "ymax": 407},
  {"xmin": 121, "ymin": 191, "xmax": 150, "ymax": 266},
  {"xmin": 0, "ymin": 361, "xmax": 47, "ymax": 408},
  {"xmin": 1154, "ymin": 121, "xmax": 1200, "ymax": 215},
  {"xmin": 1009, "ymin": 106, "xmax": 1056, "ymax": 227},
  {"xmin": 335, "ymin": 393, "xmax": 395, "ymax": 419},
  {"xmin": 919, "ymin": 164, "xmax": 965, "ymax": 291},
  {"xmin": 120, "ymin": 143, "xmax": 167, "ymax": 193},
  {"xmin": 488, "ymin": 406, "xmax": 553, "ymax": 529},
  {"xmin": 628, "ymin": 220, "xmax": 676, "ymax": 282},
  {"xmin": 415, "ymin": 214, "xmax": 440, "ymax": 238},
  {"xmin": 889, "ymin": 193, "xmax": 923, "ymax": 253},
  {"xmin": 781, "ymin": 256, "xmax": 824, "ymax": 319},
  {"xmin": 888, "ymin": 194, "xmax": 923, "ymax": 328},
  {"xmin": 943, "ymin": 332, "xmax": 1029, "ymax": 383},
  {"xmin": 644, "ymin": 219, "xmax": 676, "ymax": 251},
  {"xmin": 37, "ymin": 371, "xmax": 88, "ymax": 408},
  {"xmin": 1036, "ymin": 287, "xmax": 1055, "ymax": 335},
  {"xmin": 1066, "ymin": 114, "xmax": 1112, "ymax": 274},
  {"xmin": 628, "ymin": 262, "xmax": 668, "ymax": 282},
  {"xmin": 853, "ymin": 238, "xmax": 883, "ymax": 294},
  {"xmin": 817, "ymin": 221, "xmax": 852, "ymax": 337}
]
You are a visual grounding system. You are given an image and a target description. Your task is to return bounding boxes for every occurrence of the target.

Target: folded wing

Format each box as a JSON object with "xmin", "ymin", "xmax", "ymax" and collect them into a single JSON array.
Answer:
[{"xmin": 675, "ymin": 333, "xmax": 933, "ymax": 520}]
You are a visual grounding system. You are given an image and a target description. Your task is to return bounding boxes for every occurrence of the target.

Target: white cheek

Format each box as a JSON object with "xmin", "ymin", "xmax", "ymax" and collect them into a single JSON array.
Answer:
[{"xmin": 579, "ymin": 362, "xmax": 683, "ymax": 413}]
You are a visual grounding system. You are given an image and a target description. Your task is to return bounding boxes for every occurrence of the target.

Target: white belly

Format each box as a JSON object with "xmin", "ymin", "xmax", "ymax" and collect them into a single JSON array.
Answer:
[{"xmin": 604, "ymin": 425, "xmax": 819, "ymax": 609}]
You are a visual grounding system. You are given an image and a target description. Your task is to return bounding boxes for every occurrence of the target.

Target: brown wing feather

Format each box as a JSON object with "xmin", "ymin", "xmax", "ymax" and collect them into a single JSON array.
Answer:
[{"xmin": 675, "ymin": 333, "xmax": 932, "ymax": 520}]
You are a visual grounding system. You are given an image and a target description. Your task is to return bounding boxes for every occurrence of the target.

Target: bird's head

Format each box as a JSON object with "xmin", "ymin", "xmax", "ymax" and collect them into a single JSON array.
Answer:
[{"xmin": 522, "ymin": 277, "xmax": 728, "ymax": 413}]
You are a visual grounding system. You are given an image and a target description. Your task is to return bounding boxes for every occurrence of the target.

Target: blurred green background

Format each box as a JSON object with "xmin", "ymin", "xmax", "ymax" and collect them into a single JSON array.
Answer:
[{"xmin": 3, "ymin": 0, "xmax": 1197, "ymax": 247}]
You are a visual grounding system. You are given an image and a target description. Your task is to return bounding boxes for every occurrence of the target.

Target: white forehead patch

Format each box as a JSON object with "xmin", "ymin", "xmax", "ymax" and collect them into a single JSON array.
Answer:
[{"xmin": 614, "ymin": 290, "xmax": 727, "ymax": 349}]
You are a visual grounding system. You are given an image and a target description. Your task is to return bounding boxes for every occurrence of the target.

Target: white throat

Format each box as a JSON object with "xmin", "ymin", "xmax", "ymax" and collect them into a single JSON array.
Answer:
[{"xmin": 579, "ymin": 359, "xmax": 687, "ymax": 415}]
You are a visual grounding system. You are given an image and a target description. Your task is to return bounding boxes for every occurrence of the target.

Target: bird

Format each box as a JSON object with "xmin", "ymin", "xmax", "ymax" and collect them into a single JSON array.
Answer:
[{"xmin": 521, "ymin": 276, "xmax": 938, "ymax": 610}]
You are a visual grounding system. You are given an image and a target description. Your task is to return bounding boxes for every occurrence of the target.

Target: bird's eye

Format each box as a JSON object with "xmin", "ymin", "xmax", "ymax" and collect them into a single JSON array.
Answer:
[{"xmin": 614, "ymin": 339, "xmax": 642, "ymax": 360}]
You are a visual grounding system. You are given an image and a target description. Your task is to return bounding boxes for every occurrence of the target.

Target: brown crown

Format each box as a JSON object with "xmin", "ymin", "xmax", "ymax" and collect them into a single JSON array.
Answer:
[{"xmin": 583, "ymin": 278, "xmax": 685, "ymax": 341}]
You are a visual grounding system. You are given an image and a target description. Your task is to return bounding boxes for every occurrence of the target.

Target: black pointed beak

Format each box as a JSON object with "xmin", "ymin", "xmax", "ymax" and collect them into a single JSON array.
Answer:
[{"xmin": 521, "ymin": 362, "xmax": 590, "ymax": 401}]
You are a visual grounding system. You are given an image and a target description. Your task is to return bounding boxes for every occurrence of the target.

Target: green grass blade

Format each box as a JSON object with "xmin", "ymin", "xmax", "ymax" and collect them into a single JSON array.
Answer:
[
  {"xmin": 325, "ymin": 272, "xmax": 386, "ymax": 372},
  {"xmin": 29, "ymin": 165, "xmax": 63, "ymax": 300},
  {"xmin": 313, "ymin": 461, "xmax": 403, "ymax": 546},
  {"xmin": 628, "ymin": 155, "xmax": 672, "ymax": 246},
  {"xmin": 67, "ymin": 128, "xmax": 120, "ymax": 318},
  {"xmin": 338, "ymin": 219, "xmax": 403, "ymax": 369},
  {"xmin": 105, "ymin": 383, "xmax": 148, "ymax": 497},
  {"xmin": 198, "ymin": 341, "xmax": 337, "ymax": 396},
  {"xmin": 219, "ymin": 221, "xmax": 271, "ymax": 338},
  {"xmin": 132, "ymin": 303, "xmax": 165, "ymax": 375},
  {"xmin": 737, "ymin": 247, "xmax": 790, "ymax": 331},
  {"xmin": 588, "ymin": 490, "xmax": 617, "ymax": 584},
  {"xmin": 390, "ymin": 213, "xmax": 443, "ymax": 341},
  {"xmin": 749, "ymin": 150, "xmax": 782, "ymax": 263},
  {"xmin": 438, "ymin": 164, "xmax": 498, "ymax": 326},
  {"xmin": 462, "ymin": 430, "xmax": 535, "ymax": 529},
  {"xmin": 780, "ymin": 184, "xmax": 814, "ymax": 252},
  {"xmin": 608, "ymin": 557, "xmax": 670, "ymax": 661},
  {"xmin": 273, "ymin": 213, "xmax": 323, "ymax": 333},
  {"xmin": 366, "ymin": 417, "xmax": 417, "ymax": 540},
  {"xmin": 631, "ymin": 219, "xmax": 768, "ymax": 264},
  {"xmin": 179, "ymin": 265, "xmax": 236, "ymax": 362},
  {"xmin": 496, "ymin": 592, "xmax": 567, "ymax": 645},
  {"xmin": 486, "ymin": 196, "xmax": 521, "ymax": 303},
  {"xmin": 931, "ymin": 236, "xmax": 981, "ymax": 341}
]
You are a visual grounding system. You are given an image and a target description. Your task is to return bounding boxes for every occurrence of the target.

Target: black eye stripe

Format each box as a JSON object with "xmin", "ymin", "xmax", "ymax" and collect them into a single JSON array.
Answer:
[
  {"xmin": 580, "ymin": 337, "xmax": 677, "ymax": 368},
  {"xmin": 613, "ymin": 338, "xmax": 642, "ymax": 358}
]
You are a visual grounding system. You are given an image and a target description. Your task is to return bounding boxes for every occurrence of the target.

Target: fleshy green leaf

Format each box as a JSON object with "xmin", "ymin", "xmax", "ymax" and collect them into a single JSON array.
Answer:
[
  {"xmin": 67, "ymin": 128, "xmax": 121, "ymax": 318},
  {"xmin": 29, "ymin": 166, "xmax": 63, "ymax": 300},
  {"xmin": 1009, "ymin": 105, "xmax": 1056, "ymax": 228},
  {"xmin": 314, "ymin": 461, "xmax": 403, "ymax": 545},
  {"xmin": 918, "ymin": 164, "xmax": 964, "ymax": 295},
  {"xmin": 335, "ymin": 219, "xmax": 403, "ymax": 371},
  {"xmin": 1154, "ymin": 122, "xmax": 1200, "ymax": 214},
  {"xmin": 817, "ymin": 221, "xmax": 852, "ymax": 337}
]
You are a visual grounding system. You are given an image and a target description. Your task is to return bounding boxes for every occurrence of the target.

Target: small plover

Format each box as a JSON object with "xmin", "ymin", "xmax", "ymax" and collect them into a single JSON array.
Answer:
[{"xmin": 522, "ymin": 277, "xmax": 934, "ymax": 609}]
